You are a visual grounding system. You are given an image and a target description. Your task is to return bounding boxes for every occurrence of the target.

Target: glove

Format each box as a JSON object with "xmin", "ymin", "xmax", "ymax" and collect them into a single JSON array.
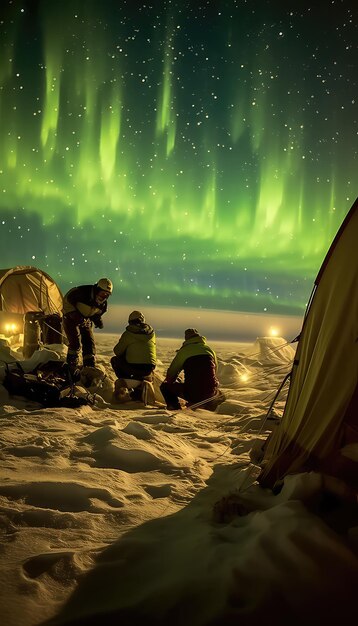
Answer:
[{"xmin": 93, "ymin": 316, "xmax": 104, "ymax": 329}]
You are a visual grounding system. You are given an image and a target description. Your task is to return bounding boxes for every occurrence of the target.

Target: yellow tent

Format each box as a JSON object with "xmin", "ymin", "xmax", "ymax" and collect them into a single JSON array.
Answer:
[
  {"xmin": 0, "ymin": 265, "xmax": 63, "ymax": 315},
  {"xmin": 0, "ymin": 266, "xmax": 64, "ymax": 351},
  {"xmin": 259, "ymin": 198, "xmax": 358, "ymax": 490}
]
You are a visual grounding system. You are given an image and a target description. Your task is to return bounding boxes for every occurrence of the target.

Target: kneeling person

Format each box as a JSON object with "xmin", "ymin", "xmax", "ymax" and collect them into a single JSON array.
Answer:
[
  {"xmin": 111, "ymin": 311, "xmax": 156, "ymax": 381},
  {"xmin": 161, "ymin": 328, "xmax": 219, "ymax": 410}
]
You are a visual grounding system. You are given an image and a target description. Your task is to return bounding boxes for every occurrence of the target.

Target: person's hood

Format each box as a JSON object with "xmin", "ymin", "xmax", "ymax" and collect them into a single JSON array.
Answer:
[
  {"xmin": 182, "ymin": 335, "xmax": 206, "ymax": 347},
  {"xmin": 126, "ymin": 323, "xmax": 154, "ymax": 337}
]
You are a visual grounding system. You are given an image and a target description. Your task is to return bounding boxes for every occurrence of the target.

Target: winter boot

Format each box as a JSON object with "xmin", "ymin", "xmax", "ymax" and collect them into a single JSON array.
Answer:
[
  {"xmin": 67, "ymin": 352, "xmax": 80, "ymax": 368},
  {"xmin": 83, "ymin": 354, "xmax": 96, "ymax": 368},
  {"xmin": 66, "ymin": 352, "xmax": 81, "ymax": 379}
]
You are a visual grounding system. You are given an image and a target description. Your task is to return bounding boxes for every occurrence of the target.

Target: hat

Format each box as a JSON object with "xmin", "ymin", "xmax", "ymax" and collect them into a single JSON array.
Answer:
[
  {"xmin": 96, "ymin": 278, "xmax": 113, "ymax": 294},
  {"xmin": 184, "ymin": 328, "xmax": 200, "ymax": 340},
  {"xmin": 128, "ymin": 310, "xmax": 145, "ymax": 323}
]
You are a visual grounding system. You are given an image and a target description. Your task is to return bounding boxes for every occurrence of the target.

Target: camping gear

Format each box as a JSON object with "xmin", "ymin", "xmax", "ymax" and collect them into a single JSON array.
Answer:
[
  {"xmin": 258, "ymin": 198, "xmax": 358, "ymax": 490},
  {"xmin": 3, "ymin": 362, "xmax": 64, "ymax": 407},
  {"xmin": 113, "ymin": 377, "xmax": 156, "ymax": 406},
  {"xmin": 3, "ymin": 360, "xmax": 95, "ymax": 408},
  {"xmin": 0, "ymin": 266, "xmax": 64, "ymax": 356},
  {"xmin": 23, "ymin": 312, "xmax": 42, "ymax": 358}
]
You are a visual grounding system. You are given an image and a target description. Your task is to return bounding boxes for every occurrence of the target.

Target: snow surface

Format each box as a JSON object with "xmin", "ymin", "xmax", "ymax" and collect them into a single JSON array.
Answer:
[{"xmin": 0, "ymin": 334, "xmax": 357, "ymax": 626}]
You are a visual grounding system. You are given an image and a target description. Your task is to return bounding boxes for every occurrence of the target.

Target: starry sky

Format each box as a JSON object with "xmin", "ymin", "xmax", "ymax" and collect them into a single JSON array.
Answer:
[{"xmin": 0, "ymin": 0, "xmax": 356, "ymax": 318}]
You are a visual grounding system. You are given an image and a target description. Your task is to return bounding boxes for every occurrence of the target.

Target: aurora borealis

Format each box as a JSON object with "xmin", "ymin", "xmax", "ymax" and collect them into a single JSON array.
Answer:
[{"xmin": 0, "ymin": 0, "xmax": 356, "ymax": 317}]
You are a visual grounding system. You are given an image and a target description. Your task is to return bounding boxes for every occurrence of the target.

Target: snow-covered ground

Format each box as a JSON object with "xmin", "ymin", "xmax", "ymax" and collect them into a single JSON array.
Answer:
[{"xmin": 0, "ymin": 334, "xmax": 357, "ymax": 626}]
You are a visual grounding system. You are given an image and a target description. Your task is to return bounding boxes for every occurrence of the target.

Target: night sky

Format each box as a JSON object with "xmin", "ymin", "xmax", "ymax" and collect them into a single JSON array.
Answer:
[{"xmin": 0, "ymin": 0, "xmax": 356, "ymax": 317}]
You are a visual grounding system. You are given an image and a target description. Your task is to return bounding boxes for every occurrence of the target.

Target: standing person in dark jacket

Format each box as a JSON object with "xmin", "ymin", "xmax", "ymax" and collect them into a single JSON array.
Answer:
[
  {"xmin": 63, "ymin": 278, "xmax": 113, "ymax": 369},
  {"xmin": 160, "ymin": 328, "xmax": 220, "ymax": 411},
  {"xmin": 111, "ymin": 310, "xmax": 156, "ymax": 381}
]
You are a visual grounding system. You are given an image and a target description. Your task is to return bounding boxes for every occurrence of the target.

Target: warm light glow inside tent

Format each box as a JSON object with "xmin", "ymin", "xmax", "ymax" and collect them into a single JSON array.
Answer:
[{"xmin": 0, "ymin": 266, "xmax": 64, "ymax": 351}]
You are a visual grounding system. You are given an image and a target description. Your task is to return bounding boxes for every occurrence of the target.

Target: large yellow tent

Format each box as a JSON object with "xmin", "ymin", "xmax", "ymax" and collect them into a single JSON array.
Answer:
[
  {"xmin": 259, "ymin": 198, "xmax": 358, "ymax": 490},
  {"xmin": 0, "ymin": 265, "xmax": 63, "ymax": 316},
  {"xmin": 0, "ymin": 266, "xmax": 64, "ymax": 351}
]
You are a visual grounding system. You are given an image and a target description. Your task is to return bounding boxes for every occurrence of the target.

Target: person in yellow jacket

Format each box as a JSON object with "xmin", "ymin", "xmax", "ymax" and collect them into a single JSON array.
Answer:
[
  {"xmin": 160, "ymin": 328, "xmax": 219, "ymax": 410},
  {"xmin": 63, "ymin": 278, "xmax": 112, "ymax": 369},
  {"xmin": 111, "ymin": 310, "xmax": 156, "ymax": 381}
]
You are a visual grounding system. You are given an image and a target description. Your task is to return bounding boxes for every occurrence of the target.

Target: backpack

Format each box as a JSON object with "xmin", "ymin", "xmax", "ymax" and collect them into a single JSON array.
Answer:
[
  {"xmin": 3, "ymin": 362, "xmax": 95, "ymax": 408},
  {"xmin": 3, "ymin": 362, "xmax": 62, "ymax": 407}
]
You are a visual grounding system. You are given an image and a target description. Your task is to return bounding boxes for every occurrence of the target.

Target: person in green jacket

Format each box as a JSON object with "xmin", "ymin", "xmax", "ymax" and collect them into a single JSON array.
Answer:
[
  {"xmin": 160, "ymin": 328, "xmax": 220, "ymax": 410},
  {"xmin": 111, "ymin": 310, "xmax": 156, "ymax": 381}
]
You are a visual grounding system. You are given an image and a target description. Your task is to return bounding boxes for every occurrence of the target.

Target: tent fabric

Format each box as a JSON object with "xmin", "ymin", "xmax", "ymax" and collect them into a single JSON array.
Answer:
[
  {"xmin": 0, "ymin": 266, "xmax": 63, "ymax": 315},
  {"xmin": 248, "ymin": 336, "xmax": 296, "ymax": 366},
  {"xmin": 258, "ymin": 199, "xmax": 358, "ymax": 488}
]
